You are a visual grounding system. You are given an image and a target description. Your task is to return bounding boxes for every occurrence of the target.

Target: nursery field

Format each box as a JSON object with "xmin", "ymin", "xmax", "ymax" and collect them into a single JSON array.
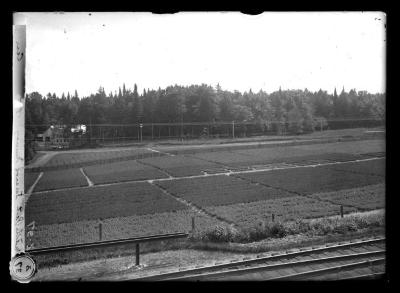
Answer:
[
  {"xmin": 138, "ymin": 155, "xmax": 222, "ymax": 177},
  {"xmin": 83, "ymin": 160, "xmax": 168, "ymax": 185},
  {"xmin": 328, "ymin": 159, "xmax": 385, "ymax": 177},
  {"xmin": 309, "ymin": 183, "xmax": 385, "ymax": 210},
  {"xmin": 25, "ymin": 172, "xmax": 40, "ymax": 192},
  {"xmin": 26, "ymin": 182, "xmax": 188, "ymax": 225},
  {"xmin": 290, "ymin": 139, "xmax": 385, "ymax": 156},
  {"xmin": 25, "ymin": 137, "xmax": 386, "ymax": 248},
  {"xmin": 29, "ymin": 210, "xmax": 225, "ymax": 248},
  {"xmin": 205, "ymin": 183, "xmax": 384, "ymax": 229},
  {"xmin": 233, "ymin": 159, "xmax": 385, "ymax": 195},
  {"xmin": 157, "ymin": 175, "xmax": 294, "ymax": 207},
  {"xmin": 33, "ymin": 168, "xmax": 88, "ymax": 192},
  {"xmin": 192, "ymin": 139, "xmax": 384, "ymax": 167},
  {"xmin": 34, "ymin": 147, "xmax": 155, "ymax": 170}
]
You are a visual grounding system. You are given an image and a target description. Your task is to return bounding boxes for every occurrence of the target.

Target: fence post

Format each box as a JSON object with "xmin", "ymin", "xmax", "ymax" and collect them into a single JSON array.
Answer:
[
  {"xmin": 271, "ymin": 213, "xmax": 275, "ymax": 222},
  {"xmin": 135, "ymin": 243, "xmax": 140, "ymax": 266},
  {"xmin": 232, "ymin": 121, "xmax": 235, "ymax": 138},
  {"xmin": 340, "ymin": 206, "xmax": 344, "ymax": 218}
]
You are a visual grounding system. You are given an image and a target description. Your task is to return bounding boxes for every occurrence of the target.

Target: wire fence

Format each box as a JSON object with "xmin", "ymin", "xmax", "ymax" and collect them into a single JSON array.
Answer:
[{"xmin": 25, "ymin": 118, "xmax": 385, "ymax": 150}]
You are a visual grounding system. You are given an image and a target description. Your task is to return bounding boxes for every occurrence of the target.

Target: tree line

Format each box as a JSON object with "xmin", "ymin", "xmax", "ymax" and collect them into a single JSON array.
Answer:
[{"xmin": 26, "ymin": 83, "xmax": 385, "ymax": 134}]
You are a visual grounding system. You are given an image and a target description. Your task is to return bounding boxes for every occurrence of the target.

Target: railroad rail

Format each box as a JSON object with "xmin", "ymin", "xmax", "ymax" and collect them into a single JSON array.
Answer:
[{"xmin": 131, "ymin": 237, "xmax": 385, "ymax": 281}]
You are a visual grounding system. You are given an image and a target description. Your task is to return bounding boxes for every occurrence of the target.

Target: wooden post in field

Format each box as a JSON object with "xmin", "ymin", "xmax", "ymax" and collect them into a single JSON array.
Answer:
[
  {"xmin": 271, "ymin": 213, "xmax": 275, "ymax": 222},
  {"xmin": 340, "ymin": 206, "xmax": 344, "ymax": 218},
  {"xmin": 191, "ymin": 216, "xmax": 195, "ymax": 233},
  {"xmin": 151, "ymin": 123, "xmax": 154, "ymax": 140},
  {"xmin": 98, "ymin": 220, "xmax": 103, "ymax": 241},
  {"xmin": 232, "ymin": 121, "xmax": 235, "ymax": 138},
  {"xmin": 135, "ymin": 243, "xmax": 140, "ymax": 266}
]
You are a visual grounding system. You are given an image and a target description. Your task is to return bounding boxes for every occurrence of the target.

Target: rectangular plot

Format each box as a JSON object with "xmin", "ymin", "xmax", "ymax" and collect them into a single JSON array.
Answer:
[
  {"xmin": 288, "ymin": 153, "xmax": 362, "ymax": 164},
  {"xmin": 140, "ymin": 155, "xmax": 220, "ymax": 177},
  {"xmin": 229, "ymin": 166, "xmax": 252, "ymax": 172},
  {"xmin": 291, "ymin": 140, "xmax": 385, "ymax": 155},
  {"xmin": 205, "ymin": 196, "xmax": 351, "ymax": 229},
  {"xmin": 202, "ymin": 167, "xmax": 229, "ymax": 174},
  {"xmin": 26, "ymin": 182, "xmax": 187, "ymax": 225},
  {"xmin": 251, "ymin": 163, "xmax": 296, "ymax": 170},
  {"xmin": 237, "ymin": 164, "xmax": 384, "ymax": 195},
  {"xmin": 234, "ymin": 148, "xmax": 361, "ymax": 165},
  {"xmin": 45, "ymin": 148, "xmax": 153, "ymax": 167},
  {"xmin": 310, "ymin": 183, "xmax": 385, "ymax": 210},
  {"xmin": 25, "ymin": 172, "xmax": 40, "ymax": 192},
  {"xmin": 285, "ymin": 153, "xmax": 361, "ymax": 166},
  {"xmin": 193, "ymin": 151, "xmax": 258, "ymax": 167},
  {"xmin": 329, "ymin": 159, "xmax": 385, "ymax": 177},
  {"xmin": 28, "ymin": 210, "xmax": 224, "ymax": 248},
  {"xmin": 83, "ymin": 160, "xmax": 168, "ymax": 184},
  {"xmin": 33, "ymin": 169, "xmax": 87, "ymax": 192},
  {"xmin": 231, "ymin": 146, "xmax": 319, "ymax": 162},
  {"xmin": 359, "ymin": 152, "xmax": 385, "ymax": 158},
  {"xmin": 158, "ymin": 175, "xmax": 294, "ymax": 207},
  {"xmin": 197, "ymin": 147, "xmax": 363, "ymax": 169}
]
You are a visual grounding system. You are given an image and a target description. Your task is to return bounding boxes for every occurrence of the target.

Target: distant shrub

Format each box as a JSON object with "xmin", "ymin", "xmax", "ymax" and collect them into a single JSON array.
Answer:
[
  {"xmin": 191, "ymin": 213, "xmax": 384, "ymax": 244},
  {"xmin": 310, "ymin": 218, "xmax": 335, "ymax": 235},
  {"xmin": 285, "ymin": 219, "xmax": 311, "ymax": 234},
  {"xmin": 198, "ymin": 225, "xmax": 240, "ymax": 243}
]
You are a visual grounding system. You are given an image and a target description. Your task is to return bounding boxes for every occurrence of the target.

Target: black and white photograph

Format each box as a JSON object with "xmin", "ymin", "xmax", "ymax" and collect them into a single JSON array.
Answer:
[{"xmin": 11, "ymin": 11, "xmax": 386, "ymax": 282}]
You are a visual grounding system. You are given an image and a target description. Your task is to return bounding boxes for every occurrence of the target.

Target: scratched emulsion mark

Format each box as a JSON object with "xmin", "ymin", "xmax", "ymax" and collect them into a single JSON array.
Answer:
[{"xmin": 12, "ymin": 24, "xmax": 26, "ymax": 259}]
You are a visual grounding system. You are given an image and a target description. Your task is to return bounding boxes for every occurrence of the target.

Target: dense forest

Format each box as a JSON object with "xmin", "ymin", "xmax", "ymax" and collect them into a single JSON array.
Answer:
[{"xmin": 26, "ymin": 83, "xmax": 385, "ymax": 132}]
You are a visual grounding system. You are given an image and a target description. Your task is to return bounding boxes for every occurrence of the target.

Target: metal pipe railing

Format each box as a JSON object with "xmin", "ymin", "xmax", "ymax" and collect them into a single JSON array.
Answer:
[{"xmin": 27, "ymin": 232, "xmax": 188, "ymax": 266}]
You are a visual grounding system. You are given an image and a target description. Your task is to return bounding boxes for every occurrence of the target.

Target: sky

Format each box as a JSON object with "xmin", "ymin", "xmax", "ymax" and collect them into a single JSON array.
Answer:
[{"xmin": 18, "ymin": 11, "xmax": 386, "ymax": 97}]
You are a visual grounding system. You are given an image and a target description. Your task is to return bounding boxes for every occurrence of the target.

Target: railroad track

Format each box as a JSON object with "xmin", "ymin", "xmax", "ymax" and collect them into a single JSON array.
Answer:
[{"xmin": 131, "ymin": 237, "xmax": 385, "ymax": 281}]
